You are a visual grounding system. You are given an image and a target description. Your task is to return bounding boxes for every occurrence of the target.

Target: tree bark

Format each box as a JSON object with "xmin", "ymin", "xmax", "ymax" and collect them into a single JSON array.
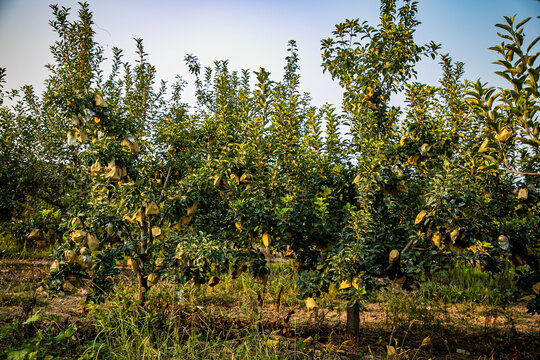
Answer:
[
  {"xmin": 137, "ymin": 225, "xmax": 149, "ymax": 304},
  {"xmin": 346, "ymin": 302, "xmax": 360, "ymax": 339},
  {"xmin": 137, "ymin": 272, "xmax": 148, "ymax": 304}
]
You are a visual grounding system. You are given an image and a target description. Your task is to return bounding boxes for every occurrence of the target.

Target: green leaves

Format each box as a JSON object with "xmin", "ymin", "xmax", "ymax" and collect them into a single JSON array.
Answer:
[
  {"xmin": 467, "ymin": 15, "xmax": 539, "ymax": 177},
  {"xmin": 321, "ymin": 0, "xmax": 440, "ymax": 153},
  {"xmin": 0, "ymin": 0, "xmax": 536, "ymax": 314}
]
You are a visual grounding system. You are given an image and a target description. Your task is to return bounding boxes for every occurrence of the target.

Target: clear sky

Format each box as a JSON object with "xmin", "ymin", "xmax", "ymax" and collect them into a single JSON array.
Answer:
[{"xmin": 0, "ymin": 0, "xmax": 538, "ymax": 109}]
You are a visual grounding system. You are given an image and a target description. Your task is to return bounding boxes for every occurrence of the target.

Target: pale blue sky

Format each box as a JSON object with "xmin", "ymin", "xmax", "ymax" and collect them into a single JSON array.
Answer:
[{"xmin": 0, "ymin": 0, "xmax": 538, "ymax": 108}]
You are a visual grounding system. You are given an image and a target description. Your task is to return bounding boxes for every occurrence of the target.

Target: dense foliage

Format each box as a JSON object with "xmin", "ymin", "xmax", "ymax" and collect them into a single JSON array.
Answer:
[{"xmin": 0, "ymin": 0, "xmax": 538, "ymax": 314}]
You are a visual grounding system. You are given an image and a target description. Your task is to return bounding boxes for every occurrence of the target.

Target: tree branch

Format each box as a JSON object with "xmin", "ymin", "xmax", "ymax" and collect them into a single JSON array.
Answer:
[
  {"xmin": 157, "ymin": 166, "xmax": 172, "ymax": 206},
  {"xmin": 495, "ymin": 136, "xmax": 540, "ymax": 176}
]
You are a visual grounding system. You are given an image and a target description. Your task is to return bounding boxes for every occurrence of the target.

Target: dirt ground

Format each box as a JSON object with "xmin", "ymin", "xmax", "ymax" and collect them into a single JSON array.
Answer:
[{"xmin": 1, "ymin": 258, "xmax": 539, "ymax": 359}]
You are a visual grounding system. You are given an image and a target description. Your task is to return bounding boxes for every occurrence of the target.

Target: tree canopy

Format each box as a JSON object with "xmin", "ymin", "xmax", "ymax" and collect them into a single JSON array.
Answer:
[{"xmin": 0, "ymin": 0, "xmax": 538, "ymax": 315}]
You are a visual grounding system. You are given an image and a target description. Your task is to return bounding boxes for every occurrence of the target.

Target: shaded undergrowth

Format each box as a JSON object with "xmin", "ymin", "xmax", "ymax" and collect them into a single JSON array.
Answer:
[{"xmin": 0, "ymin": 260, "xmax": 538, "ymax": 359}]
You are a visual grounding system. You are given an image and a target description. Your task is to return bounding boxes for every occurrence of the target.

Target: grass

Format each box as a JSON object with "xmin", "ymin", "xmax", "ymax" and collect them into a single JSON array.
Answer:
[
  {"xmin": 418, "ymin": 264, "xmax": 517, "ymax": 306},
  {"xmin": 379, "ymin": 289, "xmax": 443, "ymax": 331},
  {"xmin": 0, "ymin": 232, "xmax": 54, "ymax": 260},
  {"xmin": 372, "ymin": 263, "xmax": 522, "ymax": 342},
  {"xmin": 90, "ymin": 304, "xmax": 281, "ymax": 359},
  {"xmin": 0, "ymin": 255, "xmax": 536, "ymax": 359},
  {"xmin": 87, "ymin": 283, "xmax": 339, "ymax": 360},
  {"xmin": 82, "ymin": 262, "xmax": 353, "ymax": 359},
  {"xmin": 0, "ymin": 233, "xmax": 20, "ymax": 259},
  {"xmin": 170, "ymin": 261, "xmax": 302, "ymax": 311},
  {"xmin": 0, "ymin": 311, "xmax": 86, "ymax": 359},
  {"xmin": 0, "ymin": 292, "xmax": 47, "ymax": 308},
  {"xmin": 84, "ymin": 261, "xmax": 525, "ymax": 359},
  {"xmin": 1, "ymin": 279, "xmax": 37, "ymax": 293}
]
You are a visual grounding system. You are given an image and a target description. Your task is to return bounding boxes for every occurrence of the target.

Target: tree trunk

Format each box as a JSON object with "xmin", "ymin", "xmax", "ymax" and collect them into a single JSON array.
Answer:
[
  {"xmin": 137, "ymin": 225, "xmax": 149, "ymax": 304},
  {"xmin": 137, "ymin": 272, "xmax": 148, "ymax": 304},
  {"xmin": 346, "ymin": 302, "xmax": 360, "ymax": 339}
]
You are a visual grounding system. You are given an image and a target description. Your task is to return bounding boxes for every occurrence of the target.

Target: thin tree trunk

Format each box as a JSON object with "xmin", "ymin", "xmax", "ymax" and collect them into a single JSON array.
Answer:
[
  {"xmin": 137, "ymin": 272, "xmax": 148, "ymax": 303},
  {"xmin": 137, "ymin": 225, "xmax": 149, "ymax": 304},
  {"xmin": 346, "ymin": 302, "xmax": 360, "ymax": 339}
]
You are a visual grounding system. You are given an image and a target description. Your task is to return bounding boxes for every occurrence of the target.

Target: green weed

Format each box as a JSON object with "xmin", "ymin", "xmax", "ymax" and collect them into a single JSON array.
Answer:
[
  {"xmin": 0, "ymin": 232, "xmax": 53, "ymax": 260},
  {"xmin": 89, "ymin": 285, "xmax": 286, "ymax": 359},
  {"xmin": 0, "ymin": 311, "xmax": 82, "ymax": 359},
  {"xmin": 0, "ymin": 292, "xmax": 46, "ymax": 308},
  {"xmin": 419, "ymin": 264, "xmax": 517, "ymax": 306},
  {"xmin": 380, "ymin": 289, "xmax": 442, "ymax": 330}
]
